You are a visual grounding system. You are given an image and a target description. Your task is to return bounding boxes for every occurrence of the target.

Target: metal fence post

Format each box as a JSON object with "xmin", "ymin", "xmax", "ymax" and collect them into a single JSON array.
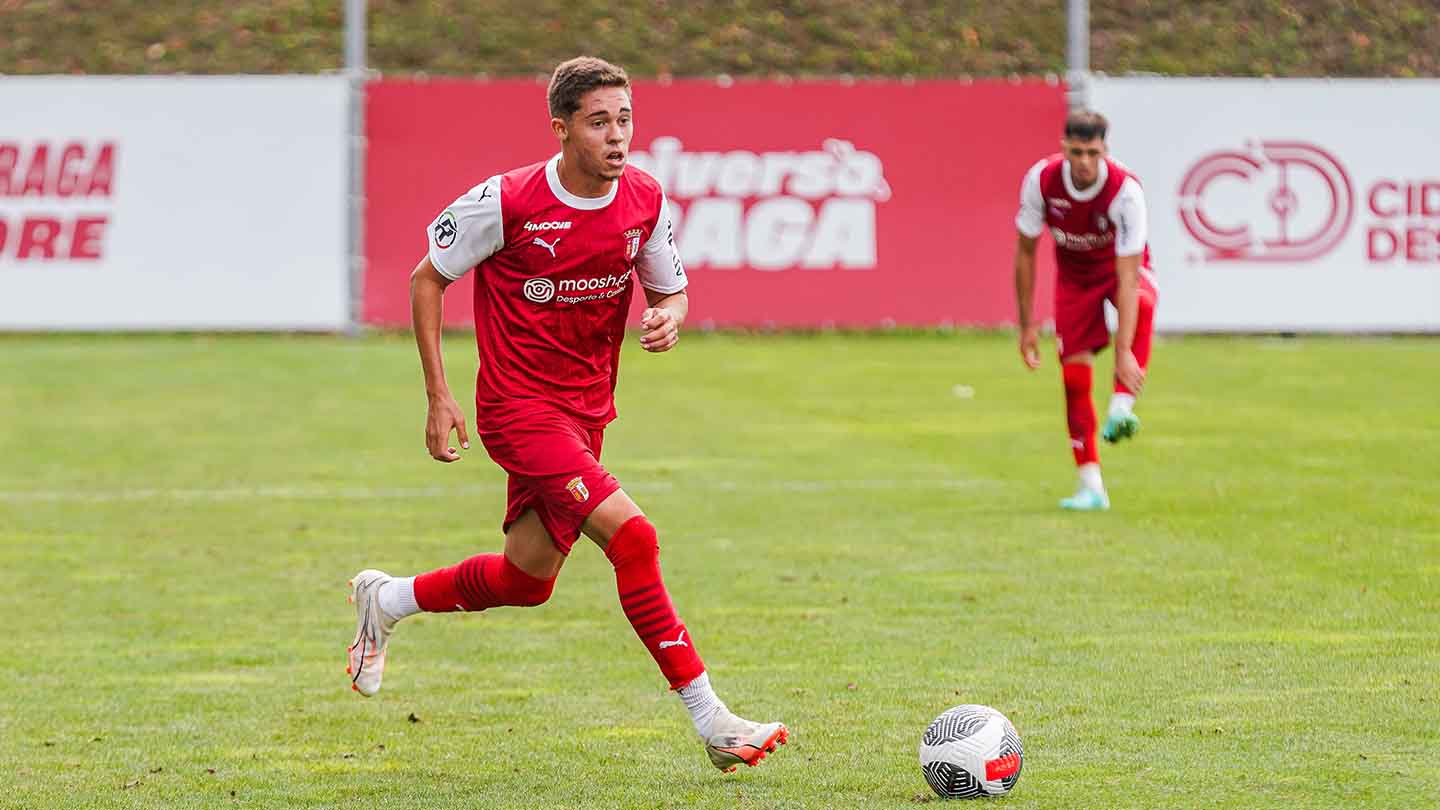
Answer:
[
  {"xmin": 1066, "ymin": 0, "xmax": 1090, "ymax": 111},
  {"xmin": 344, "ymin": 0, "xmax": 367, "ymax": 335}
]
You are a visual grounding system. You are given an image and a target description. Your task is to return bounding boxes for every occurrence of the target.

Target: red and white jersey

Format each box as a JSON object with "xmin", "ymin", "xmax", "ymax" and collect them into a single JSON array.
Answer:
[
  {"xmin": 1015, "ymin": 155, "xmax": 1151, "ymax": 284},
  {"xmin": 426, "ymin": 154, "xmax": 687, "ymax": 429}
]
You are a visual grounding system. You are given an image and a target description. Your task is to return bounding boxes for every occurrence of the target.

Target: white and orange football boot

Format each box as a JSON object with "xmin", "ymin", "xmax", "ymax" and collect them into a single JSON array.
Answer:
[
  {"xmin": 704, "ymin": 712, "xmax": 789, "ymax": 772},
  {"xmin": 346, "ymin": 569, "xmax": 396, "ymax": 697}
]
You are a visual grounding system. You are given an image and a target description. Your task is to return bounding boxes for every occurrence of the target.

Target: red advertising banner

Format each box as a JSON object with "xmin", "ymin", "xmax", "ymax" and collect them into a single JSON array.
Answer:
[{"xmin": 364, "ymin": 78, "xmax": 1064, "ymax": 328}]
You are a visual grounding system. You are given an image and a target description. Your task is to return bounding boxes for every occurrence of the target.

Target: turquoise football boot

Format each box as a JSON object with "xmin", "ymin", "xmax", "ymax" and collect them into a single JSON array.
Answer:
[
  {"xmin": 1059, "ymin": 488, "xmax": 1110, "ymax": 511},
  {"xmin": 1101, "ymin": 411, "xmax": 1140, "ymax": 444}
]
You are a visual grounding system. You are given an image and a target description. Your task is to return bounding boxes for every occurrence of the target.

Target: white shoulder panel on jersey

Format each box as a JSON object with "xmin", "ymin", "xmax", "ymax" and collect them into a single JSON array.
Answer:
[
  {"xmin": 636, "ymin": 193, "xmax": 688, "ymax": 295},
  {"xmin": 1109, "ymin": 176, "xmax": 1148, "ymax": 257},
  {"xmin": 1015, "ymin": 159, "xmax": 1047, "ymax": 239},
  {"xmin": 427, "ymin": 175, "xmax": 504, "ymax": 280}
]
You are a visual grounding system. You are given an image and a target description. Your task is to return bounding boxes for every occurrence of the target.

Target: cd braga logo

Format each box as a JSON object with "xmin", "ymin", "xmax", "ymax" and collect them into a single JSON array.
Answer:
[
  {"xmin": 1178, "ymin": 141, "xmax": 1353, "ymax": 262},
  {"xmin": 1178, "ymin": 140, "xmax": 1440, "ymax": 265}
]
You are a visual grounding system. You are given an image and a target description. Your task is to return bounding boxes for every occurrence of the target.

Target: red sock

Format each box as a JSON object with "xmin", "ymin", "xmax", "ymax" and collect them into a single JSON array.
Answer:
[
  {"xmin": 1115, "ymin": 287, "xmax": 1156, "ymax": 396},
  {"xmin": 604, "ymin": 515, "xmax": 705, "ymax": 690},
  {"xmin": 1063, "ymin": 362, "xmax": 1099, "ymax": 466},
  {"xmin": 412, "ymin": 553, "xmax": 555, "ymax": 612}
]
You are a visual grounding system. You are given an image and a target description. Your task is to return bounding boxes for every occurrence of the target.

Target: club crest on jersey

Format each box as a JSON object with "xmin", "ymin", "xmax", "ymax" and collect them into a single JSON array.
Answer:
[
  {"xmin": 565, "ymin": 476, "xmax": 590, "ymax": 503},
  {"xmin": 623, "ymin": 227, "xmax": 644, "ymax": 261},
  {"xmin": 434, "ymin": 211, "xmax": 458, "ymax": 248},
  {"xmin": 1095, "ymin": 214, "xmax": 1110, "ymax": 232}
]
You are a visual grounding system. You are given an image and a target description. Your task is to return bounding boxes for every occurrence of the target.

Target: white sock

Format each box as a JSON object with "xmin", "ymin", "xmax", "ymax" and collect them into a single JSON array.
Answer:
[
  {"xmin": 1108, "ymin": 393, "xmax": 1136, "ymax": 419},
  {"xmin": 377, "ymin": 576, "xmax": 420, "ymax": 622},
  {"xmin": 1078, "ymin": 462, "xmax": 1105, "ymax": 494},
  {"xmin": 677, "ymin": 671, "xmax": 729, "ymax": 739}
]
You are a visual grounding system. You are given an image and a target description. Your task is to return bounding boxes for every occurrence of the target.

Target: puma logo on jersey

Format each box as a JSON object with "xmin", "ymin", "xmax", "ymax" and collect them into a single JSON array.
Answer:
[
  {"xmin": 657, "ymin": 629, "xmax": 689, "ymax": 649},
  {"xmin": 532, "ymin": 236, "xmax": 561, "ymax": 258}
]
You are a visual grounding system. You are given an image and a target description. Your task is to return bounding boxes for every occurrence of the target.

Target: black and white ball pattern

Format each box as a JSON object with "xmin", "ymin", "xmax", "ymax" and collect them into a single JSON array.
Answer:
[{"xmin": 918, "ymin": 704, "xmax": 1023, "ymax": 799}]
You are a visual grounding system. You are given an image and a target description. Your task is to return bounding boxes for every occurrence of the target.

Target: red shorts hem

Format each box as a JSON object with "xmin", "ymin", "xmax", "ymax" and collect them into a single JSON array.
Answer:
[
  {"xmin": 481, "ymin": 406, "xmax": 622, "ymax": 556},
  {"xmin": 503, "ymin": 474, "xmax": 622, "ymax": 555}
]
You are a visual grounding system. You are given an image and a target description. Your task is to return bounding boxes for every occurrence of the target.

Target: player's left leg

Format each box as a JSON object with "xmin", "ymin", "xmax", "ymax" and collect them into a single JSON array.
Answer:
[
  {"xmin": 346, "ymin": 411, "xmax": 609, "ymax": 696},
  {"xmin": 1055, "ymin": 275, "xmax": 1113, "ymax": 511},
  {"xmin": 1059, "ymin": 351, "xmax": 1110, "ymax": 512},
  {"xmin": 1103, "ymin": 273, "xmax": 1158, "ymax": 443},
  {"xmin": 345, "ymin": 509, "xmax": 562, "ymax": 696},
  {"xmin": 584, "ymin": 489, "xmax": 789, "ymax": 772}
]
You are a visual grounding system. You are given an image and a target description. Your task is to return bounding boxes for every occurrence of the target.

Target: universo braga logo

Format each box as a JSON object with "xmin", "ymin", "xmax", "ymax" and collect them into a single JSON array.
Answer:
[
  {"xmin": 0, "ymin": 140, "xmax": 116, "ymax": 262},
  {"xmin": 627, "ymin": 136, "xmax": 892, "ymax": 271},
  {"xmin": 1178, "ymin": 140, "xmax": 1440, "ymax": 265}
]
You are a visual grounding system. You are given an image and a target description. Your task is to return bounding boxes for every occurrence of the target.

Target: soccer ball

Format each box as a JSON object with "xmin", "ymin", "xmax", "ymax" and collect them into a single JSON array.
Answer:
[{"xmin": 918, "ymin": 704, "xmax": 1023, "ymax": 799}]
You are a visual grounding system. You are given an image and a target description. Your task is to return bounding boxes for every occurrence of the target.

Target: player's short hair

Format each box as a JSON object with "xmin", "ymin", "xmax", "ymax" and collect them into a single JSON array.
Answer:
[
  {"xmin": 1064, "ymin": 110, "xmax": 1109, "ymax": 141},
  {"xmin": 547, "ymin": 56, "xmax": 631, "ymax": 121}
]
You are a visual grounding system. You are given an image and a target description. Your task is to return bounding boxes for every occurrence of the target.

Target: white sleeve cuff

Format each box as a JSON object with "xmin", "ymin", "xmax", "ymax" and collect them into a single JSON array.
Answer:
[{"xmin": 428, "ymin": 249, "xmax": 465, "ymax": 280}]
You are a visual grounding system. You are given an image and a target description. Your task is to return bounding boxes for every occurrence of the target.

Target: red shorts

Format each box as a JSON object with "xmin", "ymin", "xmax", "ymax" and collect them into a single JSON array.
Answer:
[
  {"xmin": 478, "ymin": 407, "xmax": 621, "ymax": 555},
  {"xmin": 1054, "ymin": 269, "xmax": 1158, "ymax": 358}
]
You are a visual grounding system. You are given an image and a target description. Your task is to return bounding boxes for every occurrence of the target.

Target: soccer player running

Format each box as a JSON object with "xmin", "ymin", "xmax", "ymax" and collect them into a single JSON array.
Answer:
[
  {"xmin": 344, "ymin": 57, "xmax": 787, "ymax": 772},
  {"xmin": 1013, "ymin": 110, "xmax": 1157, "ymax": 511}
]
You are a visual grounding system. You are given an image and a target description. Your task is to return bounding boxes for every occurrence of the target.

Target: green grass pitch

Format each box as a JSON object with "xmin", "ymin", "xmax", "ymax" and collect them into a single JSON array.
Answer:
[{"xmin": 2, "ymin": 331, "xmax": 1436, "ymax": 809}]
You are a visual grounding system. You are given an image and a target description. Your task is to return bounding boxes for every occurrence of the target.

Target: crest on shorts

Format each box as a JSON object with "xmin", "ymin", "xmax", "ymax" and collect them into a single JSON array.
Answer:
[
  {"xmin": 623, "ymin": 227, "xmax": 644, "ymax": 261},
  {"xmin": 566, "ymin": 476, "xmax": 590, "ymax": 502}
]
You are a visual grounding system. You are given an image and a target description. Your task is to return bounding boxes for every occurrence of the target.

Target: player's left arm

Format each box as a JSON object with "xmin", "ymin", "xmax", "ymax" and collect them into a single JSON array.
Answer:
[
  {"xmin": 1112, "ymin": 177, "xmax": 1148, "ymax": 392},
  {"xmin": 636, "ymin": 194, "xmax": 688, "ymax": 353},
  {"xmin": 640, "ymin": 288, "xmax": 687, "ymax": 352}
]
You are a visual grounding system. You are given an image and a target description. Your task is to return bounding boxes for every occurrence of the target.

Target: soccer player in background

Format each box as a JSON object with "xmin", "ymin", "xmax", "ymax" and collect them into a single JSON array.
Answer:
[
  {"xmin": 344, "ymin": 56, "xmax": 788, "ymax": 773},
  {"xmin": 1012, "ymin": 111, "xmax": 1157, "ymax": 511}
]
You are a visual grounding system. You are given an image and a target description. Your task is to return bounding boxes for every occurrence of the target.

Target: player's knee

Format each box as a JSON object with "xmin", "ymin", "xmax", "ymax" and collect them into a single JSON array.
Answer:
[
  {"xmin": 603, "ymin": 515, "xmax": 658, "ymax": 568},
  {"xmin": 513, "ymin": 575, "xmax": 556, "ymax": 607},
  {"xmin": 499, "ymin": 555, "xmax": 557, "ymax": 607},
  {"xmin": 1062, "ymin": 361, "xmax": 1093, "ymax": 392}
]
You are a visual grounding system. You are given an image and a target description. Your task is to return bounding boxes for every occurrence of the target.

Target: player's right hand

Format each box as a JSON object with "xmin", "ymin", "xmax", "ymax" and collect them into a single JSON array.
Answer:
[
  {"xmin": 1019, "ymin": 328, "xmax": 1041, "ymax": 370},
  {"xmin": 425, "ymin": 394, "xmax": 470, "ymax": 462}
]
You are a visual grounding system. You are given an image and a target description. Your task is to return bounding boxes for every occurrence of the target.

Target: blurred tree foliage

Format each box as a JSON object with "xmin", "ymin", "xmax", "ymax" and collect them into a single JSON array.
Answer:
[{"xmin": 1, "ymin": 1, "xmax": 1435, "ymax": 77}]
